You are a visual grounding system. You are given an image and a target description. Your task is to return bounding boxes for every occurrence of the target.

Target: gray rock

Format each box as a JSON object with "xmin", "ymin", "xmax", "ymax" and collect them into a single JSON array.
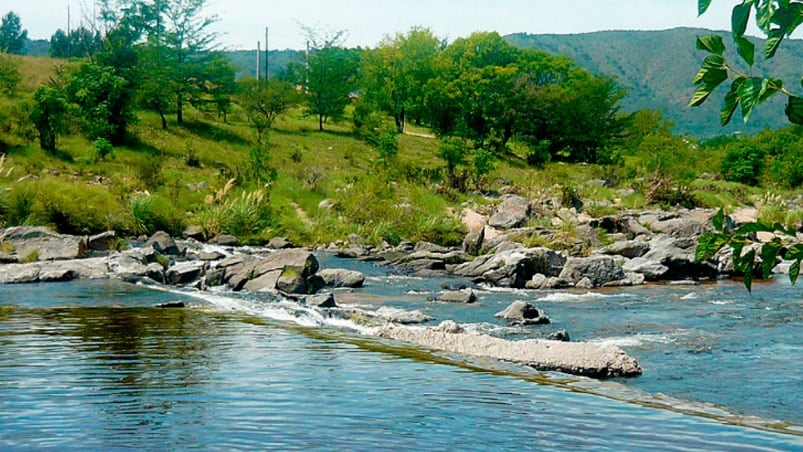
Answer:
[
  {"xmin": 489, "ymin": 195, "xmax": 530, "ymax": 229},
  {"xmin": 308, "ymin": 292, "xmax": 337, "ymax": 308},
  {"xmin": 575, "ymin": 277, "xmax": 595, "ymax": 289},
  {"xmin": 0, "ymin": 226, "xmax": 87, "ymax": 261},
  {"xmin": 622, "ymin": 257, "xmax": 670, "ymax": 281},
  {"xmin": 548, "ymin": 330, "xmax": 571, "ymax": 342},
  {"xmin": 146, "ymin": 263, "xmax": 166, "ymax": 283},
  {"xmin": 213, "ymin": 234, "xmax": 239, "ymax": 246},
  {"xmin": 87, "ymin": 231, "xmax": 117, "ymax": 251},
  {"xmin": 454, "ymin": 247, "xmax": 566, "ymax": 288},
  {"xmin": 462, "ymin": 228, "xmax": 484, "ymax": 256},
  {"xmin": 268, "ymin": 237, "xmax": 294, "ymax": 249},
  {"xmin": 436, "ymin": 320, "xmax": 464, "ymax": 334},
  {"xmin": 0, "ymin": 251, "xmax": 18, "ymax": 264},
  {"xmin": 415, "ymin": 241, "xmax": 452, "ymax": 253},
  {"xmin": 436, "ymin": 289, "xmax": 477, "ymax": 304},
  {"xmin": 374, "ymin": 307, "xmax": 434, "ymax": 324},
  {"xmin": 559, "ymin": 256, "xmax": 626, "ymax": 288},
  {"xmin": 276, "ymin": 267, "xmax": 311, "ymax": 294},
  {"xmin": 318, "ymin": 268, "xmax": 365, "ymax": 288},
  {"xmin": 604, "ymin": 239, "xmax": 649, "ymax": 259},
  {"xmin": 0, "ymin": 263, "xmax": 41, "ymax": 284},
  {"xmin": 182, "ymin": 226, "xmax": 205, "ymax": 241},
  {"xmin": 108, "ymin": 254, "xmax": 151, "ymax": 278},
  {"xmin": 166, "ymin": 261, "xmax": 206, "ymax": 285},
  {"xmin": 145, "ymin": 231, "xmax": 180, "ymax": 255},
  {"xmin": 495, "ymin": 301, "xmax": 550, "ymax": 325},
  {"xmin": 198, "ymin": 251, "xmax": 226, "ymax": 261},
  {"xmin": 243, "ymin": 270, "xmax": 282, "ymax": 292},
  {"xmin": 39, "ymin": 267, "xmax": 80, "ymax": 283}
]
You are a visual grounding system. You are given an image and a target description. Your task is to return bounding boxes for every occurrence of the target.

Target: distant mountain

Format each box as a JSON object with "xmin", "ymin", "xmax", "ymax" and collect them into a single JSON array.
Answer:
[
  {"xmin": 506, "ymin": 28, "xmax": 803, "ymax": 137},
  {"xmin": 225, "ymin": 49, "xmax": 303, "ymax": 80}
]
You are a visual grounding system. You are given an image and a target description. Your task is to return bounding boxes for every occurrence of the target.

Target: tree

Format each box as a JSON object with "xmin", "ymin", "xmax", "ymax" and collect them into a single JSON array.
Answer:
[
  {"xmin": 50, "ymin": 27, "xmax": 103, "ymax": 59},
  {"xmin": 30, "ymin": 84, "xmax": 70, "ymax": 152},
  {"xmin": 0, "ymin": 53, "xmax": 21, "ymax": 95},
  {"xmin": 360, "ymin": 27, "xmax": 444, "ymax": 133},
  {"xmin": 237, "ymin": 77, "xmax": 299, "ymax": 143},
  {"xmin": 0, "ymin": 12, "xmax": 27, "ymax": 54}
]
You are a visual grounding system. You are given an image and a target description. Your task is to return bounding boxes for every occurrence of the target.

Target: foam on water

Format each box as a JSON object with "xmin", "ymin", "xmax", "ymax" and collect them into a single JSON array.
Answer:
[
  {"xmin": 536, "ymin": 291, "xmax": 623, "ymax": 303},
  {"xmin": 590, "ymin": 333, "xmax": 675, "ymax": 348}
]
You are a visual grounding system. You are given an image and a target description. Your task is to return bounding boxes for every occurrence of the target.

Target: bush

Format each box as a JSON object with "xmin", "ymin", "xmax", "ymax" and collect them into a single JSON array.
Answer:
[
  {"xmin": 646, "ymin": 175, "xmax": 699, "ymax": 209},
  {"xmin": 93, "ymin": 138, "xmax": 114, "ymax": 161},
  {"xmin": 721, "ymin": 142, "xmax": 765, "ymax": 186},
  {"xmin": 126, "ymin": 194, "xmax": 185, "ymax": 236}
]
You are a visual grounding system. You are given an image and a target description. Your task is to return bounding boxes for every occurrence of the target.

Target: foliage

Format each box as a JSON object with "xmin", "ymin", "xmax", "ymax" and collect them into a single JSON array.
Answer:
[
  {"xmin": 720, "ymin": 141, "xmax": 766, "ymax": 185},
  {"xmin": 50, "ymin": 27, "xmax": 103, "ymax": 59},
  {"xmin": 245, "ymin": 141, "xmax": 277, "ymax": 187},
  {"xmin": 0, "ymin": 12, "xmax": 27, "ymax": 54},
  {"xmin": 438, "ymin": 136, "xmax": 467, "ymax": 188},
  {"xmin": 696, "ymin": 209, "xmax": 800, "ymax": 291},
  {"xmin": 693, "ymin": 0, "xmax": 803, "ymax": 126},
  {"xmin": 0, "ymin": 53, "xmax": 21, "ymax": 96},
  {"xmin": 646, "ymin": 175, "xmax": 700, "ymax": 209},
  {"xmin": 127, "ymin": 194, "xmax": 185, "ymax": 236},
  {"xmin": 237, "ymin": 77, "xmax": 298, "ymax": 143},
  {"xmin": 93, "ymin": 138, "xmax": 114, "ymax": 161},
  {"xmin": 30, "ymin": 84, "xmax": 70, "ymax": 152}
]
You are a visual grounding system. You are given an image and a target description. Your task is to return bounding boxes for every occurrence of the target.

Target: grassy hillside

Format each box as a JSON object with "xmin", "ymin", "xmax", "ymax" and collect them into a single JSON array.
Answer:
[
  {"xmin": 506, "ymin": 28, "xmax": 803, "ymax": 138},
  {"xmin": 1, "ymin": 55, "xmax": 798, "ymax": 250}
]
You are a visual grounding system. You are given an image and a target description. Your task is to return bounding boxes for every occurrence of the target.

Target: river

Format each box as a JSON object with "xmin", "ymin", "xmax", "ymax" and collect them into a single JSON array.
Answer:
[{"xmin": 0, "ymin": 253, "xmax": 801, "ymax": 450}]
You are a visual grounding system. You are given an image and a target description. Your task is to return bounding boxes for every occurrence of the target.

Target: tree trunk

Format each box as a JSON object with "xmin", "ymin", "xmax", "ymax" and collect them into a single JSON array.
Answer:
[
  {"xmin": 177, "ymin": 91, "xmax": 183, "ymax": 124},
  {"xmin": 319, "ymin": 114, "xmax": 324, "ymax": 132},
  {"xmin": 159, "ymin": 108, "xmax": 167, "ymax": 129}
]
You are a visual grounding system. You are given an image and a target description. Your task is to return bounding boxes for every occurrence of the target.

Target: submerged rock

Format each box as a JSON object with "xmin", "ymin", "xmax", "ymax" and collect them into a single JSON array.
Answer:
[
  {"xmin": 378, "ymin": 325, "xmax": 642, "ymax": 378},
  {"xmin": 495, "ymin": 301, "xmax": 550, "ymax": 325}
]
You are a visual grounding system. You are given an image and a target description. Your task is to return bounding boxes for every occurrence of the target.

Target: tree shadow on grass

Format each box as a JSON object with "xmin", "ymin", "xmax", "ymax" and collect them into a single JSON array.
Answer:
[{"xmin": 181, "ymin": 120, "xmax": 250, "ymax": 146}]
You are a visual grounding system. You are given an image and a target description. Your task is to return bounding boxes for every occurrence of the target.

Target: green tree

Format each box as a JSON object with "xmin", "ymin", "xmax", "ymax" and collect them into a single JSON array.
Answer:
[
  {"xmin": 237, "ymin": 77, "xmax": 299, "ymax": 143},
  {"xmin": 0, "ymin": 12, "xmax": 27, "ymax": 54},
  {"xmin": 50, "ymin": 27, "xmax": 103, "ymax": 59},
  {"xmin": 30, "ymin": 84, "xmax": 70, "ymax": 152},
  {"xmin": 0, "ymin": 53, "xmax": 21, "ymax": 95},
  {"xmin": 360, "ymin": 27, "xmax": 444, "ymax": 133}
]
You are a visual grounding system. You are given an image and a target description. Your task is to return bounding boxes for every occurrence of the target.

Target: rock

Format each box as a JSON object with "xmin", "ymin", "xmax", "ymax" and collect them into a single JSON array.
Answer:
[
  {"xmin": 0, "ymin": 251, "xmax": 18, "ymax": 264},
  {"xmin": 414, "ymin": 241, "xmax": 452, "ymax": 253},
  {"xmin": 318, "ymin": 268, "xmax": 365, "ymax": 288},
  {"xmin": 0, "ymin": 226, "xmax": 87, "ymax": 261},
  {"xmin": 604, "ymin": 239, "xmax": 649, "ymax": 259},
  {"xmin": 276, "ymin": 267, "xmax": 311, "ymax": 294},
  {"xmin": 436, "ymin": 320, "xmax": 464, "ymax": 334},
  {"xmin": 242, "ymin": 270, "xmax": 282, "ymax": 292},
  {"xmin": 454, "ymin": 247, "xmax": 566, "ymax": 288},
  {"xmin": 495, "ymin": 301, "xmax": 550, "ymax": 325},
  {"xmin": 548, "ymin": 330, "xmax": 571, "ymax": 342},
  {"xmin": 526, "ymin": 273, "xmax": 547, "ymax": 289},
  {"xmin": 374, "ymin": 307, "xmax": 434, "ymax": 324},
  {"xmin": 166, "ymin": 261, "xmax": 206, "ymax": 285},
  {"xmin": 335, "ymin": 247, "xmax": 367, "ymax": 259},
  {"xmin": 629, "ymin": 234, "xmax": 717, "ymax": 280},
  {"xmin": 377, "ymin": 325, "xmax": 642, "ymax": 378},
  {"xmin": 575, "ymin": 277, "xmax": 595, "ymax": 289},
  {"xmin": 146, "ymin": 263, "xmax": 166, "ymax": 283},
  {"xmin": 213, "ymin": 234, "xmax": 239, "ymax": 246},
  {"xmin": 436, "ymin": 289, "xmax": 477, "ymax": 304},
  {"xmin": 198, "ymin": 251, "xmax": 226, "ymax": 261},
  {"xmin": 156, "ymin": 302, "xmax": 186, "ymax": 308},
  {"xmin": 0, "ymin": 263, "xmax": 41, "ymax": 284},
  {"xmin": 108, "ymin": 254, "xmax": 151, "ymax": 278},
  {"xmin": 622, "ymin": 257, "xmax": 669, "ymax": 281},
  {"xmin": 397, "ymin": 258, "xmax": 446, "ymax": 272},
  {"xmin": 559, "ymin": 256, "xmax": 626, "ymax": 288},
  {"xmin": 489, "ymin": 195, "xmax": 530, "ymax": 229},
  {"xmin": 145, "ymin": 231, "xmax": 180, "ymax": 255},
  {"xmin": 461, "ymin": 208, "xmax": 487, "ymax": 233},
  {"xmin": 182, "ymin": 226, "xmax": 205, "ymax": 241},
  {"xmin": 318, "ymin": 199, "xmax": 337, "ymax": 210},
  {"xmin": 308, "ymin": 292, "xmax": 337, "ymax": 308},
  {"xmin": 87, "ymin": 231, "xmax": 117, "ymax": 251},
  {"xmin": 268, "ymin": 237, "xmax": 294, "ymax": 249},
  {"xmin": 462, "ymin": 228, "xmax": 484, "ymax": 256}
]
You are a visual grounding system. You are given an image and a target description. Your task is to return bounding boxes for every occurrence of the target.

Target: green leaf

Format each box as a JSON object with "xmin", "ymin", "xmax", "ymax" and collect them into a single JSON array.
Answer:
[
  {"xmin": 760, "ymin": 240, "xmax": 783, "ymax": 279},
  {"xmin": 742, "ymin": 249, "xmax": 755, "ymax": 292},
  {"xmin": 790, "ymin": 260, "xmax": 800, "ymax": 285},
  {"xmin": 785, "ymin": 95, "xmax": 803, "ymax": 124},
  {"xmin": 737, "ymin": 77, "xmax": 768, "ymax": 122},
  {"xmin": 787, "ymin": 243, "xmax": 803, "ymax": 260},
  {"xmin": 765, "ymin": 29, "xmax": 786, "ymax": 59},
  {"xmin": 690, "ymin": 84, "xmax": 717, "ymax": 107},
  {"xmin": 771, "ymin": 3, "xmax": 803, "ymax": 36},
  {"xmin": 759, "ymin": 78, "xmax": 783, "ymax": 103},
  {"xmin": 696, "ymin": 232, "xmax": 729, "ymax": 262},
  {"xmin": 735, "ymin": 221, "xmax": 775, "ymax": 234},
  {"xmin": 721, "ymin": 79, "xmax": 743, "ymax": 125},
  {"xmin": 732, "ymin": 2, "xmax": 753, "ymax": 38},
  {"xmin": 699, "ymin": 0, "xmax": 713, "ymax": 15},
  {"xmin": 696, "ymin": 34, "xmax": 726, "ymax": 55},
  {"xmin": 735, "ymin": 36, "xmax": 756, "ymax": 66},
  {"xmin": 713, "ymin": 208, "xmax": 725, "ymax": 231},
  {"xmin": 694, "ymin": 55, "xmax": 727, "ymax": 84}
]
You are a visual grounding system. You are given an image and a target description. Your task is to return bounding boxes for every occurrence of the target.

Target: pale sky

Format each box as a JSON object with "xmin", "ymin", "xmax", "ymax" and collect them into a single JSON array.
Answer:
[{"xmin": 5, "ymin": 0, "xmax": 743, "ymax": 50}]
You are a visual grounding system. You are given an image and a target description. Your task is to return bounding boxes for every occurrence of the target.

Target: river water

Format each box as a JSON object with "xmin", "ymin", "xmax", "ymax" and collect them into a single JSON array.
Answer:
[{"xmin": 0, "ymin": 253, "xmax": 801, "ymax": 450}]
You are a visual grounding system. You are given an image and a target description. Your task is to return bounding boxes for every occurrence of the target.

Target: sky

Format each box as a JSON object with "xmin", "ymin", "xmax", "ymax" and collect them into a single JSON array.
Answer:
[{"xmin": 4, "ymin": 0, "xmax": 744, "ymax": 50}]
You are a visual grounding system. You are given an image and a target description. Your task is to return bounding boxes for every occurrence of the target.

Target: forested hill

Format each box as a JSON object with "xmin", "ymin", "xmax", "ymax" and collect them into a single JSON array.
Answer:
[{"xmin": 506, "ymin": 27, "xmax": 803, "ymax": 138}]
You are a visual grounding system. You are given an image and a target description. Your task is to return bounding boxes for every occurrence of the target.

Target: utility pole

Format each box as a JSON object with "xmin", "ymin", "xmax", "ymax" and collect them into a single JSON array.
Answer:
[
  {"xmin": 265, "ymin": 27, "xmax": 269, "ymax": 81},
  {"xmin": 256, "ymin": 41, "xmax": 261, "ymax": 81},
  {"xmin": 67, "ymin": 4, "xmax": 71, "ymax": 57}
]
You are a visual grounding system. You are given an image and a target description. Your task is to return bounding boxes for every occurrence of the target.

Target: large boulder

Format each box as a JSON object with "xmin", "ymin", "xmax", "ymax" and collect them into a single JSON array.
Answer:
[
  {"xmin": 622, "ymin": 234, "xmax": 717, "ymax": 281},
  {"xmin": 0, "ymin": 226, "xmax": 87, "ymax": 261},
  {"xmin": 454, "ymin": 247, "xmax": 566, "ymax": 288},
  {"xmin": 604, "ymin": 239, "xmax": 649, "ymax": 259},
  {"xmin": 145, "ymin": 231, "xmax": 180, "ymax": 256},
  {"xmin": 166, "ymin": 261, "xmax": 207, "ymax": 285},
  {"xmin": 559, "ymin": 256, "xmax": 626, "ymax": 288},
  {"xmin": 489, "ymin": 195, "xmax": 530, "ymax": 229},
  {"xmin": 435, "ymin": 289, "xmax": 477, "ymax": 304},
  {"xmin": 318, "ymin": 268, "xmax": 366, "ymax": 288},
  {"xmin": 495, "ymin": 301, "xmax": 550, "ymax": 325}
]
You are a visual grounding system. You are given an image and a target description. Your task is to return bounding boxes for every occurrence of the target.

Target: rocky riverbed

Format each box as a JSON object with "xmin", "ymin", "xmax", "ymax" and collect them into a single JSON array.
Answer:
[{"xmin": 0, "ymin": 204, "xmax": 799, "ymax": 379}]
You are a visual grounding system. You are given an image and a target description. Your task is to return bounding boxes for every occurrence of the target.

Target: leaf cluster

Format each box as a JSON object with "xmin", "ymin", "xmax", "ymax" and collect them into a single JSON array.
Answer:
[{"xmin": 696, "ymin": 208, "xmax": 801, "ymax": 291}]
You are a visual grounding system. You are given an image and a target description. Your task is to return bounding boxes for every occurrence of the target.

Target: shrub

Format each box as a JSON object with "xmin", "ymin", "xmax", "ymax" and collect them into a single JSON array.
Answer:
[
  {"xmin": 93, "ymin": 138, "xmax": 114, "ymax": 161},
  {"xmin": 126, "ymin": 194, "xmax": 185, "ymax": 236},
  {"xmin": 721, "ymin": 142, "xmax": 765, "ymax": 186},
  {"xmin": 646, "ymin": 175, "xmax": 699, "ymax": 209}
]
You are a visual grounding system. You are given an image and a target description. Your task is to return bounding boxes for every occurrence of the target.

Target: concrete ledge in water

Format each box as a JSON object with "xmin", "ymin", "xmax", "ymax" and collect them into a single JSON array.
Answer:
[{"xmin": 377, "ymin": 324, "xmax": 643, "ymax": 379}]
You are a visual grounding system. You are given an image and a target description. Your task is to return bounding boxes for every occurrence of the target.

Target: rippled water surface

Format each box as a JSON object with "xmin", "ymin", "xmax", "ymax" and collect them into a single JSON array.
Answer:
[{"xmin": 0, "ymin": 267, "xmax": 801, "ymax": 450}]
